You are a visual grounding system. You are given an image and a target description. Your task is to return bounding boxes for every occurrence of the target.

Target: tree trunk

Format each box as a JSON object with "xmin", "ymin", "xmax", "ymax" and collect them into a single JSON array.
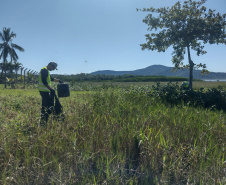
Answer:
[
  {"xmin": 16, "ymin": 71, "xmax": 18, "ymax": 83},
  {"xmin": 4, "ymin": 70, "xmax": 6, "ymax": 89},
  {"xmin": 21, "ymin": 68, "xmax": 23, "ymax": 82},
  {"xmin": 187, "ymin": 45, "xmax": 194, "ymax": 89},
  {"xmin": 1, "ymin": 69, "xmax": 3, "ymax": 78}
]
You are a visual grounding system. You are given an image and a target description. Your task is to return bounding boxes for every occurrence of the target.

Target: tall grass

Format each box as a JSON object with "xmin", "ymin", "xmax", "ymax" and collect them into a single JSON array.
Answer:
[{"xmin": 0, "ymin": 87, "xmax": 225, "ymax": 184}]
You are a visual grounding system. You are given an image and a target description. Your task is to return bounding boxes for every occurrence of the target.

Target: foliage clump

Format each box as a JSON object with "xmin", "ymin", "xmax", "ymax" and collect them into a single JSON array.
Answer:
[{"xmin": 150, "ymin": 82, "xmax": 226, "ymax": 111}]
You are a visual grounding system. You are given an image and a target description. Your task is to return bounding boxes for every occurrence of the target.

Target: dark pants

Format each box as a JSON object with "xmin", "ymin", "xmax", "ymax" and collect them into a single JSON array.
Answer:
[{"xmin": 39, "ymin": 91, "xmax": 54, "ymax": 124}]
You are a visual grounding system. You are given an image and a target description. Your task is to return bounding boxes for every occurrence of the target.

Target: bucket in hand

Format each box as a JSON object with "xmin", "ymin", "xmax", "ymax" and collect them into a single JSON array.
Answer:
[{"xmin": 57, "ymin": 83, "xmax": 70, "ymax": 97}]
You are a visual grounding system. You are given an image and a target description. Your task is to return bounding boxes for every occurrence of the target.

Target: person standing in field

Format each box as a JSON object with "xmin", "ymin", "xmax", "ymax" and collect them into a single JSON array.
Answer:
[
  {"xmin": 181, "ymin": 81, "xmax": 189, "ymax": 90},
  {"xmin": 38, "ymin": 61, "xmax": 63, "ymax": 126}
]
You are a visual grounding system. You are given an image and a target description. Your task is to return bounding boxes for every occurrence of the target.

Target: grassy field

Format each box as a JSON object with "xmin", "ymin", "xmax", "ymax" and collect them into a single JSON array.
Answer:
[
  {"xmin": 2, "ymin": 80, "xmax": 226, "ymax": 90},
  {"xmin": 68, "ymin": 81, "xmax": 226, "ymax": 91},
  {"xmin": 0, "ymin": 82, "xmax": 225, "ymax": 184}
]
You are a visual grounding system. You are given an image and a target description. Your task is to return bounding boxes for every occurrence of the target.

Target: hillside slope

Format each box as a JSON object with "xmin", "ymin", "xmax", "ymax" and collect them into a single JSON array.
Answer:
[{"xmin": 90, "ymin": 65, "xmax": 226, "ymax": 80}]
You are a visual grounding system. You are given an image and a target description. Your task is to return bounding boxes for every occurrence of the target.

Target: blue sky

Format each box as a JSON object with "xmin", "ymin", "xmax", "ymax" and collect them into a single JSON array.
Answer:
[{"xmin": 1, "ymin": 0, "xmax": 226, "ymax": 74}]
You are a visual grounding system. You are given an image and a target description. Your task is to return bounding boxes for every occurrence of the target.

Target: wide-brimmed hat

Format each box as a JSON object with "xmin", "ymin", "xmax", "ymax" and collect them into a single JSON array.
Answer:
[{"xmin": 49, "ymin": 61, "xmax": 58, "ymax": 70}]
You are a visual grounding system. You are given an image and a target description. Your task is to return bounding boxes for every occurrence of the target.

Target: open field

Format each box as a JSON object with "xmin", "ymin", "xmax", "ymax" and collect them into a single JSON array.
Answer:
[
  {"xmin": 64, "ymin": 80, "xmax": 226, "ymax": 92},
  {"xmin": 0, "ymin": 82, "xmax": 225, "ymax": 184},
  {"xmin": 1, "ymin": 80, "xmax": 226, "ymax": 91}
]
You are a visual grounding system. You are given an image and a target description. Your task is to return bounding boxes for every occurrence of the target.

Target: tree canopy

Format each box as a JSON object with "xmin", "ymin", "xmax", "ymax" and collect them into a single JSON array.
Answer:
[
  {"xmin": 0, "ymin": 27, "xmax": 24, "ymax": 64},
  {"xmin": 139, "ymin": 0, "xmax": 226, "ymax": 89}
]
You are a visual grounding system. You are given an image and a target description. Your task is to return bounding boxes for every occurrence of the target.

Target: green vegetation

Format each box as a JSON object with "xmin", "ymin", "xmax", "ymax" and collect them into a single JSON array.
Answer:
[
  {"xmin": 0, "ymin": 27, "xmax": 25, "ymax": 89},
  {"xmin": 139, "ymin": 0, "xmax": 226, "ymax": 89},
  {"xmin": 0, "ymin": 27, "xmax": 25, "ymax": 64},
  {"xmin": 150, "ymin": 82, "xmax": 226, "ymax": 111},
  {"xmin": 0, "ymin": 82, "xmax": 225, "ymax": 184},
  {"xmin": 53, "ymin": 73, "xmax": 188, "ymax": 83}
]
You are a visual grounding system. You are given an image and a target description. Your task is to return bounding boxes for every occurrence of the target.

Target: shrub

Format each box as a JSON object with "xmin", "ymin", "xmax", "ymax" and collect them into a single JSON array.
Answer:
[{"xmin": 150, "ymin": 83, "xmax": 226, "ymax": 111}]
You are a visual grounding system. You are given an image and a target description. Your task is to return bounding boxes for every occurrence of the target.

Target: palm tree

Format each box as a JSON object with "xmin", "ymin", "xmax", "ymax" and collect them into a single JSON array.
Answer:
[
  {"xmin": 0, "ymin": 27, "xmax": 25, "ymax": 78},
  {"xmin": 0, "ymin": 60, "xmax": 11, "ymax": 88},
  {"xmin": 13, "ymin": 61, "xmax": 23, "ymax": 81}
]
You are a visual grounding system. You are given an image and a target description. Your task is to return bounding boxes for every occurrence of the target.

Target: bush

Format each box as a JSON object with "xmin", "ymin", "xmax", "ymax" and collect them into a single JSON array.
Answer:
[{"xmin": 150, "ymin": 83, "xmax": 226, "ymax": 111}]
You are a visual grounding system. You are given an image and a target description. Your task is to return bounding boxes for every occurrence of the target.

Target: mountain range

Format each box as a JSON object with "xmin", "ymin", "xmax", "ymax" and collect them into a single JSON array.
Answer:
[{"xmin": 90, "ymin": 65, "xmax": 226, "ymax": 80}]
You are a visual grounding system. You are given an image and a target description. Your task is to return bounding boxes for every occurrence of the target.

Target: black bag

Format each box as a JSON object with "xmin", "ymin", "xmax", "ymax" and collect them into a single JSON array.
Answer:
[
  {"xmin": 50, "ymin": 91, "xmax": 65, "ymax": 120},
  {"xmin": 54, "ymin": 94, "xmax": 63, "ymax": 115}
]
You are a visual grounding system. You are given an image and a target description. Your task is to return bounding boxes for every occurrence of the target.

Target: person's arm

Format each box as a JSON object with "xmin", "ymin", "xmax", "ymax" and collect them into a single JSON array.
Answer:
[
  {"xmin": 53, "ymin": 78, "xmax": 60, "ymax": 82},
  {"xmin": 51, "ymin": 76, "xmax": 63, "ymax": 83}
]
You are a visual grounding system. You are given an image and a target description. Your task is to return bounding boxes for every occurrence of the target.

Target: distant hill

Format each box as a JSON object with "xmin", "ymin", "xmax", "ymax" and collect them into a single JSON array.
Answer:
[{"xmin": 90, "ymin": 65, "xmax": 226, "ymax": 80}]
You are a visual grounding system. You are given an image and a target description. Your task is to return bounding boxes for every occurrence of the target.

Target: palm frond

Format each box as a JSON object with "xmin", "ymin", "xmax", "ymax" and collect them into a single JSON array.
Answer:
[
  {"xmin": 3, "ymin": 48, "xmax": 8, "ymax": 62},
  {"xmin": 0, "ymin": 32, "xmax": 3, "ymax": 41},
  {"xmin": 0, "ymin": 51, "xmax": 3, "ymax": 60},
  {"xmin": 10, "ymin": 48, "xmax": 19, "ymax": 61},
  {"xmin": 3, "ymin": 28, "xmax": 11, "ymax": 42},
  {"xmin": 11, "ymin": 43, "xmax": 25, "ymax": 52}
]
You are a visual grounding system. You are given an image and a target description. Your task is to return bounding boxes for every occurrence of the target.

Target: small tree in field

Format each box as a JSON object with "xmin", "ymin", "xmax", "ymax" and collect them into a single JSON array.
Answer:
[{"xmin": 139, "ymin": 0, "xmax": 226, "ymax": 89}]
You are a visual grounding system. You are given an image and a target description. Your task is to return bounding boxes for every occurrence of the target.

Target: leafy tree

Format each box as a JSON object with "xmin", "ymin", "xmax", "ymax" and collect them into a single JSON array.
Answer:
[
  {"xmin": 0, "ymin": 27, "xmax": 25, "ymax": 78},
  {"xmin": 139, "ymin": 0, "xmax": 226, "ymax": 89}
]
